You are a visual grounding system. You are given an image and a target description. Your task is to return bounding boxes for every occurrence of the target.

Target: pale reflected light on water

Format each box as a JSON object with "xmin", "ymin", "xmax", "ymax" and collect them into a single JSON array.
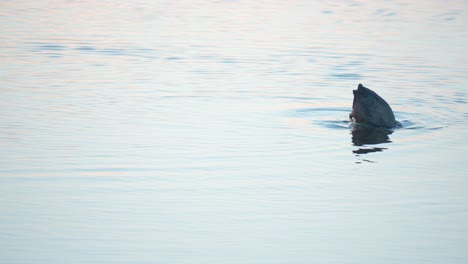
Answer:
[{"xmin": 1, "ymin": 0, "xmax": 468, "ymax": 263}]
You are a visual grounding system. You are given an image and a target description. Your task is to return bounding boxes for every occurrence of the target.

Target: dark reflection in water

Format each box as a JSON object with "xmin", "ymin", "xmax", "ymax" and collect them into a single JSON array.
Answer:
[
  {"xmin": 351, "ymin": 126, "xmax": 393, "ymax": 146},
  {"xmin": 350, "ymin": 123, "xmax": 394, "ymax": 163},
  {"xmin": 352, "ymin": 147, "xmax": 388, "ymax": 155}
]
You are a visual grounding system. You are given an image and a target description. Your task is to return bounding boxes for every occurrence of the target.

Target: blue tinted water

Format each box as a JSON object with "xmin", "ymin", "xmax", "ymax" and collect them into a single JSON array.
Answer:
[{"xmin": 1, "ymin": 1, "xmax": 468, "ymax": 263}]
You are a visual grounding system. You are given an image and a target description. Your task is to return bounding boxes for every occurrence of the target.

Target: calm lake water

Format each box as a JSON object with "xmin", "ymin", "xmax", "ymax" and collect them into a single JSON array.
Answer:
[{"xmin": 1, "ymin": 0, "xmax": 468, "ymax": 263}]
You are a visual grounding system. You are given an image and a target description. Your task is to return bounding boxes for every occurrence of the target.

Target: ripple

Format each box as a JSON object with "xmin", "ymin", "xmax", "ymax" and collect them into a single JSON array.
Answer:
[
  {"xmin": 29, "ymin": 42, "xmax": 159, "ymax": 59},
  {"xmin": 292, "ymin": 107, "xmax": 352, "ymax": 129},
  {"xmin": 75, "ymin": 46, "xmax": 96, "ymax": 51},
  {"xmin": 293, "ymin": 107, "xmax": 446, "ymax": 134},
  {"xmin": 35, "ymin": 44, "xmax": 66, "ymax": 51},
  {"xmin": 290, "ymin": 106, "xmax": 449, "ymax": 160},
  {"xmin": 316, "ymin": 120, "xmax": 350, "ymax": 129},
  {"xmin": 295, "ymin": 107, "xmax": 350, "ymax": 114},
  {"xmin": 329, "ymin": 73, "xmax": 362, "ymax": 80}
]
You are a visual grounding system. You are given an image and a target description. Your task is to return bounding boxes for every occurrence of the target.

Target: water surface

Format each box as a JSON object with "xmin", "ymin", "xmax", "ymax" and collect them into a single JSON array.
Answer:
[{"xmin": 1, "ymin": 1, "xmax": 468, "ymax": 263}]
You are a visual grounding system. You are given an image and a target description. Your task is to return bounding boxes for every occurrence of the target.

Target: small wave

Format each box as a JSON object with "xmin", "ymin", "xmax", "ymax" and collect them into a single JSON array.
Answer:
[
  {"xmin": 316, "ymin": 120, "xmax": 350, "ymax": 129},
  {"xmin": 29, "ymin": 42, "xmax": 159, "ymax": 59},
  {"xmin": 291, "ymin": 107, "xmax": 352, "ymax": 129},
  {"xmin": 27, "ymin": 42, "xmax": 67, "ymax": 51},
  {"xmin": 329, "ymin": 73, "xmax": 362, "ymax": 80},
  {"xmin": 396, "ymin": 120, "xmax": 445, "ymax": 131},
  {"xmin": 295, "ymin": 107, "xmax": 350, "ymax": 114},
  {"xmin": 290, "ymin": 106, "xmax": 447, "ymax": 149},
  {"xmin": 289, "ymin": 107, "xmax": 350, "ymax": 123}
]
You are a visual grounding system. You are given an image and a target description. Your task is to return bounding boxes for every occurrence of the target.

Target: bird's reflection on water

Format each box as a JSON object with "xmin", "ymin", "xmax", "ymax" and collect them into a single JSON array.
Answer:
[
  {"xmin": 350, "ymin": 123, "xmax": 394, "ymax": 162},
  {"xmin": 352, "ymin": 147, "xmax": 388, "ymax": 155},
  {"xmin": 351, "ymin": 126, "xmax": 393, "ymax": 146}
]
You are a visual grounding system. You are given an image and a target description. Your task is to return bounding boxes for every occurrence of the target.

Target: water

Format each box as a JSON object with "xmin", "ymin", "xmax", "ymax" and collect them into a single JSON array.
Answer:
[{"xmin": 1, "ymin": 0, "xmax": 468, "ymax": 263}]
